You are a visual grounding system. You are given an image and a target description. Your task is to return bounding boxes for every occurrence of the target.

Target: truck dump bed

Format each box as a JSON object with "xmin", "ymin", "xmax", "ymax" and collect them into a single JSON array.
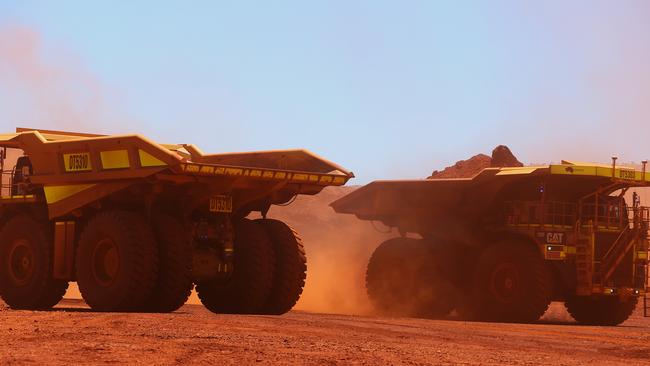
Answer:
[
  {"xmin": 331, "ymin": 163, "xmax": 650, "ymax": 226},
  {"xmin": 0, "ymin": 128, "xmax": 353, "ymax": 218}
]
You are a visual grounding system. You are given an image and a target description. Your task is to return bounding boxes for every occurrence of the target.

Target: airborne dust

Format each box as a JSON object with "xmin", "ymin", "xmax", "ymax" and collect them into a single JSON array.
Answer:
[
  {"xmin": 0, "ymin": 24, "xmax": 130, "ymax": 134},
  {"xmin": 0, "ymin": 24, "xmax": 647, "ymax": 320}
]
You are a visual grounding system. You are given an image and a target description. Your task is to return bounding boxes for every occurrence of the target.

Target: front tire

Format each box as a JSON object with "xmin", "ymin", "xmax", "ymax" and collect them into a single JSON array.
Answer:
[
  {"xmin": 467, "ymin": 241, "xmax": 553, "ymax": 323},
  {"xmin": 565, "ymin": 296, "xmax": 637, "ymax": 326},
  {"xmin": 0, "ymin": 214, "xmax": 68, "ymax": 309},
  {"xmin": 196, "ymin": 218, "xmax": 275, "ymax": 314},
  {"xmin": 75, "ymin": 210, "xmax": 159, "ymax": 312}
]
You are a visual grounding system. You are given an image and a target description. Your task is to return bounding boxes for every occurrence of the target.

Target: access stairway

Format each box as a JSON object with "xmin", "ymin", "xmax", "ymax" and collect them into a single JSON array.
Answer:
[{"xmin": 575, "ymin": 204, "xmax": 650, "ymax": 298}]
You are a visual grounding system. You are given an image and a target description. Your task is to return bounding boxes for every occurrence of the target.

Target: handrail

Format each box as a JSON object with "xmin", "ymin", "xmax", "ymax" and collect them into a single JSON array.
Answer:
[
  {"xmin": 0, "ymin": 169, "xmax": 15, "ymax": 197},
  {"xmin": 600, "ymin": 226, "xmax": 632, "ymax": 264},
  {"xmin": 504, "ymin": 201, "xmax": 577, "ymax": 227},
  {"xmin": 598, "ymin": 206, "xmax": 649, "ymax": 284},
  {"xmin": 600, "ymin": 227, "xmax": 638, "ymax": 283},
  {"xmin": 505, "ymin": 199, "xmax": 648, "ymax": 232}
]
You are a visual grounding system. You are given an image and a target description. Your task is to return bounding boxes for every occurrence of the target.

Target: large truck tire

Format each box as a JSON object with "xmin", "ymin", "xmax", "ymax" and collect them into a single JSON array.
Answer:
[
  {"xmin": 565, "ymin": 295, "xmax": 637, "ymax": 326},
  {"xmin": 0, "ymin": 214, "xmax": 68, "ymax": 309},
  {"xmin": 143, "ymin": 213, "xmax": 193, "ymax": 312},
  {"xmin": 196, "ymin": 218, "xmax": 275, "ymax": 314},
  {"xmin": 467, "ymin": 241, "xmax": 553, "ymax": 323},
  {"xmin": 255, "ymin": 219, "xmax": 307, "ymax": 315},
  {"xmin": 76, "ymin": 210, "xmax": 159, "ymax": 312},
  {"xmin": 366, "ymin": 237, "xmax": 458, "ymax": 318}
]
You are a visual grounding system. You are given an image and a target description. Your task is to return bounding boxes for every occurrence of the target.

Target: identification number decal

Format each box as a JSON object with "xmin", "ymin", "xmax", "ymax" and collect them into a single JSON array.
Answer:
[
  {"xmin": 209, "ymin": 195, "xmax": 233, "ymax": 213},
  {"xmin": 618, "ymin": 169, "xmax": 635, "ymax": 180},
  {"xmin": 63, "ymin": 153, "xmax": 92, "ymax": 172}
]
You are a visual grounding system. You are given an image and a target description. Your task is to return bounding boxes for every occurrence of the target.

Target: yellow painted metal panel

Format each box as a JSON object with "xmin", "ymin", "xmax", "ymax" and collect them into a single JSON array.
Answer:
[
  {"xmin": 595, "ymin": 167, "xmax": 614, "ymax": 178},
  {"xmin": 225, "ymin": 168, "xmax": 243, "ymax": 176},
  {"xmin": 495, "ymin": 167, "xmax": 539, "ymax": 176},
  {"xmin": 44, "ymin": 184, "xmax": 96, "ymax": 204},
  {"xmin": 100, "ymin": 150, "xmax": 130, "ymax": 170},
  {"xmin": 63, "ymin": 153, "xmax": 92, "ymax": 172},
  {"xmin": 550, "ymin": 164, "xmax": 597, "ymax": 176},
  {"xmin": 550, "ymin": 162, "xmax": 650, "ymax": 182},
  {"xmin": 0, "ymin": 133, "xmax": 19, "ymax": 142},
  {"xmin": 200, "ymin": 166, "xmax": 215, "ymax": 174},
  {"xmin": 177, "ymin": 160, "xmax": 349, "ymax": 186},
  {"xmin": 138, "ymin": 149, "xmax": 167, "ymax": 167}
]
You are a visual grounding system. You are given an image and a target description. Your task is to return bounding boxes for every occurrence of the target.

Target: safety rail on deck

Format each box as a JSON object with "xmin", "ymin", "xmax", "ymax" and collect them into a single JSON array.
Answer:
[
  {"xmin": 0, "ymin": 170, "xmax": 14, "ymax": 197},
  {"xmin": 505, "ymin": 201, "xmax": 577, "ymax": 228},
  {"xmin": 581, "ymin": 202, "xmax": 629, "ymax": 230},
  {"xmin": 505, "ymin": 200, "xmax": 649, "ymax": 231}
]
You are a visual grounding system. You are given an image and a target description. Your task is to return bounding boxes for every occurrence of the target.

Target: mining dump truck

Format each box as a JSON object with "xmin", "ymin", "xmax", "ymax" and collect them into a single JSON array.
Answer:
[
  {"xmin": 0, "ymin": 128, "xmax": 353, "ymax": 314},
  {"xmin": 332, "ymin": 159, "xmax": 650, "ymax": 325}
]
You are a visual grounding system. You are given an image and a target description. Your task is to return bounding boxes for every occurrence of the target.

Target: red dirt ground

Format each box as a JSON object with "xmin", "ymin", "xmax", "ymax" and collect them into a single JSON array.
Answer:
[
  {"xmin": 2, "ymin": 157, "xmax": 650, "ymax": 365},
  {"xmin": 0, "ymin": 299, "xmax": 648, "ymax": 365}
]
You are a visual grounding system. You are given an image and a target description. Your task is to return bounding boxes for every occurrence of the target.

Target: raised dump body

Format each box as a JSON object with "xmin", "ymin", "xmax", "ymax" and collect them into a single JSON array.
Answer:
[
  {"xmin": 0, "ymin": 128, "xmax": 353, "ymax": 314},
  {"xmin": 332, "ymin": 161, "xmax": 650, "ymax": 325}
]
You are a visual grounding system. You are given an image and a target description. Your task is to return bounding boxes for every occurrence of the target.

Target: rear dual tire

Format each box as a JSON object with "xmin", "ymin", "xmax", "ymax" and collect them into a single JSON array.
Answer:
[
  {"xmin": 366, "ymin": 238, "xmax": 554, "ymax": 323},
  {"xmin": 197, "ymin": 218, "xmax": 276, "ymax": 314},
  {"xmin": 256, "ymin": 219, "xmax": 307, "ymax": 315},
  {"xmin": 143, "ymin": 213, "xmax": 193, "ymax": 312},
  {"xmin": 366, "ymin": 238, "xmax": 459, "ymax": 318},
  {"xmin": 76, "ymin": 210, "xmax": 159, "ymax": 312},
  {"xmin": 197, "ymin": 218, "xmax": 307, "ymax": 315},
  {"xmin": 565, "ymin": 295, "xmax": 637, "ymax": 326}
]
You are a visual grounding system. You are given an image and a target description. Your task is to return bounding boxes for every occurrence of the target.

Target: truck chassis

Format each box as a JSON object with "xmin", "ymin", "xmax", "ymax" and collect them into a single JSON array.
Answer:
[
  {"xmin": 332, "ymin": 159, "xmax": 650, "ymax": 325},
  {"xmin": 0, "ymin": 128, "xmax": 353, "ymax": 314}
]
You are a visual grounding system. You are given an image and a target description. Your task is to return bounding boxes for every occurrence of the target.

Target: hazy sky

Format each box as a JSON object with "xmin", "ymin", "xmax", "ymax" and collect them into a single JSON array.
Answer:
[{"xmin": 0, "ymin": 1, "xmax": 649, "ymax": 183}]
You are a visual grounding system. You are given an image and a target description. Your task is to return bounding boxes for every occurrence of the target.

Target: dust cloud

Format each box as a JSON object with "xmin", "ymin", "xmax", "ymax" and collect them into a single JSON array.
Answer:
[
  {"xmin": 0, "ymin": 24, "xmax": 391, "ymax": 311},
  {"xmin": 254, "ymin": 186, "xmax": 393, "ymax": 315},
  {"xmin": 0, "ymin": 23, "xmax": 134, "ymax": 299},
  {"xmin": 0, "ymin": 24, "xmax": 129, "ymax": 134},
  {"xmin": 1, "ymin": 23, "xmax": 640, "ymax": 319},
  {"xmin": 182, "ymin": 186, "xmax": 392, "ymax": 315}
]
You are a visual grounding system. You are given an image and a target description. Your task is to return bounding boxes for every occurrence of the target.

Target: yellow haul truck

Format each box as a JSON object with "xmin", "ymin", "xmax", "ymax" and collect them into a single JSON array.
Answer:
[
  {"xmin": 332, "ymin": 159, "xmax": 650, "ymax": 325},
  {"xmin": 0, "ymin": 128, "xmax": 353, "ymax": 313}
]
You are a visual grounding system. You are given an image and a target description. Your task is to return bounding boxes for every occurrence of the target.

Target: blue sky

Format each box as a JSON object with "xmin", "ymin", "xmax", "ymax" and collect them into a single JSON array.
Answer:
[{"xmin": 0, "ymin": 1, "xmax": 649, "ymax": 183}]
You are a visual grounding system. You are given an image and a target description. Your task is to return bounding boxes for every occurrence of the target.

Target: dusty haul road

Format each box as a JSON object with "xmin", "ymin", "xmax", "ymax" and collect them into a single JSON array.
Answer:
[{"xmin": 0, "ymin": 299, "xmax": 649, "ymax": 365}]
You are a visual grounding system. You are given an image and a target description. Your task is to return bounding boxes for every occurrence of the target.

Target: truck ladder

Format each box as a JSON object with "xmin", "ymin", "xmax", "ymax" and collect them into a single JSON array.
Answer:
[
  {"xmin": 575, "ymin": 222, "xmax": 594, "ymax": 296},
  {"xmin": 645, "ymin": 292, "xmax": 650, "ymax": 317},
  {"xmin": 643, "ymin": 258, "xmax": 650, "ymax": 318},
  {"xmin": 643, "ymin": 231, "xmax": 650, "ymax": 318}
]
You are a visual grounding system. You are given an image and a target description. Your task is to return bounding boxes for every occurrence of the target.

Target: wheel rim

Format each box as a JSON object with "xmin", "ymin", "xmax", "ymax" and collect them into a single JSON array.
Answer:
[
  {"xmin": 91, "ymin": 238, "xmax": 120, "ymax": 287},
  {"xmin": 489, "ymin": 262, "xmax": 520, "ymax": 303},
  {"xmin": 7, "ymin": 239, "xmax": 34, "ymax": 286}
]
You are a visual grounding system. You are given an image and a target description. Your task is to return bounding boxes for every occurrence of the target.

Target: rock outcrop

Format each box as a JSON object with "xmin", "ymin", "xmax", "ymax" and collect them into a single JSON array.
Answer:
[{"xmin": 428, "ymin": 145, "xmax": 522, "ymax": 179}]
